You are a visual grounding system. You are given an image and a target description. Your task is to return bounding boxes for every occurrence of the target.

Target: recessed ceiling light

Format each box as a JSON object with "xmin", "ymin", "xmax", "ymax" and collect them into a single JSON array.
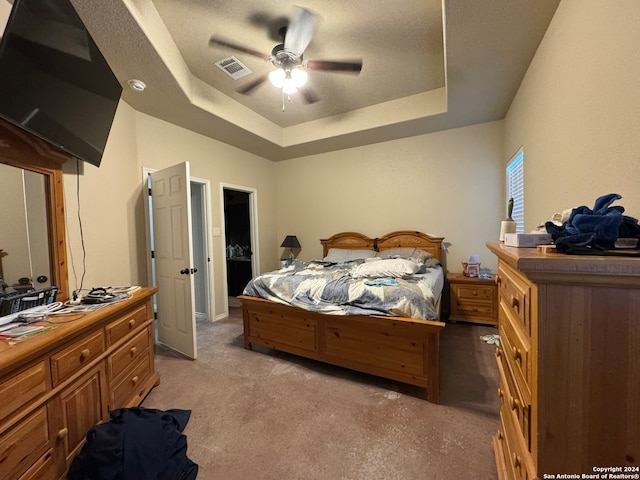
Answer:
[{"xmin": 127, "ymin": 79, "xmax": 146, "ymax": 92}]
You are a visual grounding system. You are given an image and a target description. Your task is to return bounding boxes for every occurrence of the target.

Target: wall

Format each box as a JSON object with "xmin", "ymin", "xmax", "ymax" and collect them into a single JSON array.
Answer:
[
  {"xmin": 63, "ymin": 101, "xmax": 142, "ymax": 294},
  {"xmin": 134, "ymin": 112, "xmax": 277, "ymax": 315},
  {"xmin": 275, "ymin": 120, "xmax": 504, "ymax": 273},
  {"xmin": 504, "ymin": 0, "xmax": 640, "ymax": 228},
  {"xmin": 63, "ymin": 102, "xmax": 277, "ymax": 317}
]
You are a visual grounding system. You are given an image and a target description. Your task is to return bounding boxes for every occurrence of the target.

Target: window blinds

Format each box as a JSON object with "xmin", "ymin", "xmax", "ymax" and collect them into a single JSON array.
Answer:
[{"xmin": 506, "ymin": 149, "xmax": 524, "ymax": 233}]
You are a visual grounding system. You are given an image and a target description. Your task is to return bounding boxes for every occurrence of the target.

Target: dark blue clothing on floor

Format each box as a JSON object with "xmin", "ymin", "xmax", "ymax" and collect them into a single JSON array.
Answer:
[{"xmin": 68, "ymin": 407, "xmax": 198, "ymax": 480}]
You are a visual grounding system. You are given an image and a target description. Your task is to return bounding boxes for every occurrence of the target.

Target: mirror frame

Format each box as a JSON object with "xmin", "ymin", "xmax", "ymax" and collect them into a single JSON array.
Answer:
[{"xmin": 0, "ymin": 118, "xmax": 70, "ymax": 302}]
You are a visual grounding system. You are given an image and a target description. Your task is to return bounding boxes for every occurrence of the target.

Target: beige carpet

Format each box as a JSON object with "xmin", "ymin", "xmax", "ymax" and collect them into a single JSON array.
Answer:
[{"xmin": 142, "ymin": 308, "xmax": 500, "ymax": 479}]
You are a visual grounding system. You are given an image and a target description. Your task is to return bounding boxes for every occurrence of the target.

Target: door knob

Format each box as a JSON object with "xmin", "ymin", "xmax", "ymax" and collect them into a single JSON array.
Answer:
[{"xmin": 180, "ymin": 268, "xmax": 189, "ymax": 275}]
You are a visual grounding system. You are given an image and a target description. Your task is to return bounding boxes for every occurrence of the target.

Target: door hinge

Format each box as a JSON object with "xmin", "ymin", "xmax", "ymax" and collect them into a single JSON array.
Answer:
[
  {"xmin": 148, "ymin": 187, "xmax": 152, "ymax": 196},
  {"xmin": 151, "ymin": 250, "xmax": 155, "ymax": 259},
  {"xmin": 154, "ymin": 311, "xmax": 158, "ymax": 320}
]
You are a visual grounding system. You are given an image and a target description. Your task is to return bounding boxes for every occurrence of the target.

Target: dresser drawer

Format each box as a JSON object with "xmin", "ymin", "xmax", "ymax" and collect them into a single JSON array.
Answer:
[
  {"xmin": 493, "ymin": 427, "xmax": 509, "ymax": 480},
  {"xmin": 50, "ymin": 330, "xmax": 105, "ymax": 387},
  {"xmin": 110, "ymin": 353, "xmax": 153, "ymax": 409},
  {"xmin": 497, "ymin": 264, "xmax": 531, "ymax": 335},
  {"xmin": 0, "ymin": 362, "xmax": 49, "ymax": 424},
  {"xmin": 18, "ymin": 449, "xmax": 57, "ymax": 480},
  {"xmin": 0, "ymin": 406, "xmax": 50, "ymax": 480},
  {"xmin": 501, "ymin": 405, "xmax": 535, "ymax": 480},
  {"xmin": 500, "ymin": 309, "xmax": 532, "ymax": 400},
  {"xmin": 105, "ymin": 305, "xmax": 149, "ymax": 346},
  {"xmin": 496, "ymin": 349, "xmax": 531, "ymax": 449},
  {"xmin": 107, "ymin": 327, "xmax": 151, "ymax": 382}
]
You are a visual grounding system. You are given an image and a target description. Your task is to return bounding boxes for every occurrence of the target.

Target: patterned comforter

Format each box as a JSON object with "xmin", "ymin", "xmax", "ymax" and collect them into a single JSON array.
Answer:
[{"xmin": 242, "ymin": 258, "xmax": 444, "ymax": 320}]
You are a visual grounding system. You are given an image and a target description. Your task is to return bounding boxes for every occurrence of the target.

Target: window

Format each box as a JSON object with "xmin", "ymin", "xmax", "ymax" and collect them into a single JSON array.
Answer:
[{"xmin": 506, "ymin": 148, "xmax": 524, "ymax": 233}]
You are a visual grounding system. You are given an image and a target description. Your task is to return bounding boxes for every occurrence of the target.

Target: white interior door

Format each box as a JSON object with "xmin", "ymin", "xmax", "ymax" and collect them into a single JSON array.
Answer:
[{"xmin": 150, "ymin": 162, "xmax": 197, "ymax": 359}]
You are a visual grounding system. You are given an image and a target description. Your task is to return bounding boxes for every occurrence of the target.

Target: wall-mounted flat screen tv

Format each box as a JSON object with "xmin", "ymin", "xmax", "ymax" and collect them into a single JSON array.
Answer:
[{"xmin": 0, "ymin": 0, "xmax": 122, "ymax": 167}]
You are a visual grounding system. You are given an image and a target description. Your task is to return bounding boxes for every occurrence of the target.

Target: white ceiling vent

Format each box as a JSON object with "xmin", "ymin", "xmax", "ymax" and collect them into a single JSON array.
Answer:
[{"xmin": 215, "ymin": 56, "xmax": 252, "ymax": 80}]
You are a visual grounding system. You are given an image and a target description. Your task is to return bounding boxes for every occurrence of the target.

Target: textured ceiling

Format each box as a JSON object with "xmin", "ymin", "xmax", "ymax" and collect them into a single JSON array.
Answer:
[{"xmin": 4, "ymin": 0, "xmax": 561, "ymax": 161}]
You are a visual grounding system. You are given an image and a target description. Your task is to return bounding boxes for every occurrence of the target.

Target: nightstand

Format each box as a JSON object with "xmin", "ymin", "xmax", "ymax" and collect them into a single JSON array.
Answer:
[{"xmin": 447, "ymin": 272, "xmax": 498, "ymax": 326}]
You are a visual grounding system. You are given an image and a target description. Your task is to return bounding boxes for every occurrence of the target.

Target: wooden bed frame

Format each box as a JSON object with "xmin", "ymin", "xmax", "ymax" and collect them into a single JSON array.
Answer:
[{"xmin": 239, "ymin": 230, "xmax": 446, "ymax": 403}]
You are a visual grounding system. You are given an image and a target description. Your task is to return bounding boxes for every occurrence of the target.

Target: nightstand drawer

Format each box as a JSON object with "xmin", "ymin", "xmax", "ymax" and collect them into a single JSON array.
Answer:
[
  {"xmin": 452, "ymin": 283, "xmax": 495, "ymax": 301},
  {"xmin": 453, "ymin": 300, "xmax": 495, "ymax": 318}
]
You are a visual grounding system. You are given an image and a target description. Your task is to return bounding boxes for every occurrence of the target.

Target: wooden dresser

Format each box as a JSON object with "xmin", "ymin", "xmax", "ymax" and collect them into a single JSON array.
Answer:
[
  {"xmin": 0, "ymin": 288, "xmax": 159, "ymax": 480},
  {"xmin": 447, "ymin": 272, "xmax": 498, "ymax": 325},
  {"xmin": 486, "ymin": 243, "xmax": 639, "ymax": 479}
]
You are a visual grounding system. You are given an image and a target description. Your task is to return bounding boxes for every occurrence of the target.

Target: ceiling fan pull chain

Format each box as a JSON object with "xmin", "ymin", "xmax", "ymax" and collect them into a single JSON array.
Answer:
[{"xmin": 281, "ymin": 89, "xmax": 286, "ymax": 112}]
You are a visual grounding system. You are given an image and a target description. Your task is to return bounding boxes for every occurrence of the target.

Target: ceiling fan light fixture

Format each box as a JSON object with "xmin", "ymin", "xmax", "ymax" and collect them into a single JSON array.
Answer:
[
  {"xmin": 290, "ymin": 68, "xmax": 308, "ymax": 88},
  {"xmin": 269, "ymin": 67, "xmax": 307, "ymax": 94},
  {"xmin": 282, "ymin": 80, "xmax": 298, "ymax": 94},
  {"xmin": 268, "ymin": 68, "xmax": 286, "ymax": 88}
]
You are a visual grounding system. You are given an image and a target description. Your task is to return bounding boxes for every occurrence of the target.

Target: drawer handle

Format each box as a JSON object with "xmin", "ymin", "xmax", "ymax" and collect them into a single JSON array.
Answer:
[
  {"xmin": 510, "ymin": 295, "xmax": 519, "ymax": 310},
  {"xmin": 57, "ymin": 427, "xmax": 69, "ymax": 440},
  {"xmin": 129, "ymin": 319, "xmax": 136, "ymax": 329},
  {"xmin": 472, "ymin": 290, "xmax": 478, "ymax": 296},
  {"xmin": 512, "ymin": 346, "xmax": 522, "ymax": 362},
  {"xmin": 496, "ymin": 276, "xmax": 502, "ymax": 285},
  {"xmin": 512, "ymin": 452, "xmax": 521, "ymax": 468},
  {"xmin": 511, "ymin": 396, "xmax": 520, "ymax": 411},
  {"xmin": 130, "ymin": 346, "xmax": 138, "ymax": 356},
  {"xmin": 497, "ymin": 388, "xmax": 504, "ymax": 400},
  {"xmin": 132, "ymin": 375, "xmax": 139, "ymax": 385},
  {"xmin": 80, "ymin": 348, "xmax": 90, "ymax": 360}
]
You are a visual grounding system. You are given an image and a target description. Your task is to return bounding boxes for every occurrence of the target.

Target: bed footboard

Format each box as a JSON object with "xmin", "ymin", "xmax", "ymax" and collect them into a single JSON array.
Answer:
[{"xmin": 238, "ymin": 295, "xmax": 445, "ymax": 403}]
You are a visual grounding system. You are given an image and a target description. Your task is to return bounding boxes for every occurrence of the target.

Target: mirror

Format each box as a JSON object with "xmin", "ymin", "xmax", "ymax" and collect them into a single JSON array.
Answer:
[
  {"xmin": 0, "ymin": 164, "xmax": 51, "ymax": 293},
  {"xmin": 0, "ymin": 117, "xmax": 70, "ymax": 301}
]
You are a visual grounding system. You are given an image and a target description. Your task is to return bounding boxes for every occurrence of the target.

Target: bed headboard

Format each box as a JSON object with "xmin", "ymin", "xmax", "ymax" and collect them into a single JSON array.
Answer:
[
  {"xmin": 320, "ymin": 232, "xmax": 375, "ymax": 257},
  {"xmin": 320, "ymin": 230, "xmax": 444, "ymax": 263},
  {"xmin": 376, "ymin": 230, "xmax": 445, "ymax": 263}
]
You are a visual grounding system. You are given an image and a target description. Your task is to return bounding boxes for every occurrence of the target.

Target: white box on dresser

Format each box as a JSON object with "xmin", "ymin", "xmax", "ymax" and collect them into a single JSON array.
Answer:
[{"xmin": 487, "ymin": 242, "xmax": 640, "ymax": 480}]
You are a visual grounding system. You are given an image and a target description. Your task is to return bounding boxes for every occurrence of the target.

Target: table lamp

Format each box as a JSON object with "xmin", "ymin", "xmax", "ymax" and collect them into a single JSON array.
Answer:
[{"xmin": 280, "ymin": 235, "xmax": 301, "ymax": 265}]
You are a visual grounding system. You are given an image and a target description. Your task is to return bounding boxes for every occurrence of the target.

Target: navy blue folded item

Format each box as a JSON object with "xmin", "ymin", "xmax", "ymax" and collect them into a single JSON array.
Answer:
[{"xmin": 546, "ymin": 193, "xmax": 640, "ymax": 254}]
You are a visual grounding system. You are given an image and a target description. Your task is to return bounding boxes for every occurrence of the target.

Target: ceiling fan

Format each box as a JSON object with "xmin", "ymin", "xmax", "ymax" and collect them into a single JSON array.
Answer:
[{"xmin": 209, "ymin": 7, "xmax": 363, "ymax": 106}]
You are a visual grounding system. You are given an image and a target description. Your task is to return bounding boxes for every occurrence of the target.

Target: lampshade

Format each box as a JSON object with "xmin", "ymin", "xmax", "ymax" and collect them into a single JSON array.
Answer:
[{"xmin": 280, "ymin": 235, "xmax": 301, "ymax": 249}]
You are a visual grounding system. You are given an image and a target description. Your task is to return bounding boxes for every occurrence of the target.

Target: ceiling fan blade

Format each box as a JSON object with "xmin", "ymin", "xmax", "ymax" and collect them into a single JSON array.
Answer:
[
  {"xmin": 306, "ymin": 59, "xmax": 363, "ymax": 74},
  {"xmin": 299, "ymin": 86, "xmax": 319, "ymax": 104},
  {"xmin": 237, "ymin": 74, "xmax": 269, "ymax": 95},
  {"xmin": 209, "ymin": 36, "xmax": 269, "ymax": 60},
  {"xmin": 284, "ymin": 7, "xmax": 319, "ymax": 56}
]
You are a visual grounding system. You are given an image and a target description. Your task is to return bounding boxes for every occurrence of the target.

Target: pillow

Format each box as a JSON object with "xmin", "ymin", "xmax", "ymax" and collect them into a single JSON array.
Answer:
[
  {"xmin": 323, "ymin": 248, "xmax": 376, "ymax": 262},
  {"xmin": 350, "ymin": 258, "xmax": 420, "ymax": 279},
  {"xmin": 377, "ymin": 247, "xmax": 432, "ymax": 262}
]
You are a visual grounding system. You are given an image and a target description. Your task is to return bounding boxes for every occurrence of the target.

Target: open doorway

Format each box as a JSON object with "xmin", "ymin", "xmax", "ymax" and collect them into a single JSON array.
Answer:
[
  {"xmin": 222, "ymin": 185, "xmax": 257, "ymax": 309},
  {"xmin": 190, "ymin": 182, "xmax": 212, "ymax": 322},
  {"xmin": 144, "ymin": 166, "xmax": 215, "ymax": 358}
]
